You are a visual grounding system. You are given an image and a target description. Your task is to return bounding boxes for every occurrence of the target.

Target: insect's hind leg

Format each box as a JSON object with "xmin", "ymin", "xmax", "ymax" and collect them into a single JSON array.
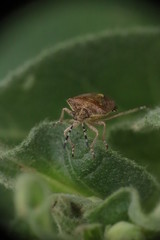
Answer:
[
  {"xmin": 96, "ymin": 121, "xmax": 108, "ymax": 150},
  {"xmin": 82, "ymin": 123, "xmax": 89, "ymax": 148},
  {"xmin": 85, "ymin": 123, "xmax": 99, "ymax": 158}
]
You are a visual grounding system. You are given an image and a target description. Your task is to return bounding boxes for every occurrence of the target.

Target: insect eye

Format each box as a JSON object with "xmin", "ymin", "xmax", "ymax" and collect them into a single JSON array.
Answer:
[{"xmin": 112, "ymin": 106, "xmax": 118, "ymax": 112}]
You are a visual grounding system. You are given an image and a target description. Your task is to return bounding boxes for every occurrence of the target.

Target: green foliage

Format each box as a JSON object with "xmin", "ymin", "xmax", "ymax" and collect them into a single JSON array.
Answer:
[
  {"xmin": 1, "ymin": 0, "xmax": 160, "ymax": 80},
  {"xmin": 105, "ymin": 221, "xmax": 145, "ymax": 240},
  {"xmin": 0, "ymin": 3, "xmax": 160, "ymax": 239}
]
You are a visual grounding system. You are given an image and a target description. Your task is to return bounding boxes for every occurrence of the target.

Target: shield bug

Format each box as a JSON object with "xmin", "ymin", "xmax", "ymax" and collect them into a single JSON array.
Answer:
[{"xmin": 57, "ymin": 93, "xmax": 146, "ymax": 158}]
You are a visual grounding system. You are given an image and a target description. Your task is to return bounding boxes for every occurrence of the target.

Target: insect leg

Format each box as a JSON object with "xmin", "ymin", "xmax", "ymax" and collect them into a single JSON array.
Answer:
[
  {"xmin": 64, "ymin": 124, "xmax": 73, "ymax": 149},
  {"xmin": 97, "ymin": 121, "xmax": 108, "ymax": 150},
  {"xmin": 68, "ymin": 138, "xmax": 75, "ymax": 157},
  {"xmin": 59, "ymin": 108, "xmax": 73, "ymax": 122},
  {"xmin": 82, "ymin": 123, "xmax": 89, "ymax": 148},
  {"xmin": 85, "ymin": 123, "xmax": 99, "ymax": 158},
  {"xmin": 64, "ymin": 122, "xmax": 80, "ymax": 157}
]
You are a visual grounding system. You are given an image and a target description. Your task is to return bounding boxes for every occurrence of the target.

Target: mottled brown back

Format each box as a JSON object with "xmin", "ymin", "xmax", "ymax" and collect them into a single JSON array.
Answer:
[{"xmin": 67, "ymin": 93, "xmax": 116, "ymax": 115}]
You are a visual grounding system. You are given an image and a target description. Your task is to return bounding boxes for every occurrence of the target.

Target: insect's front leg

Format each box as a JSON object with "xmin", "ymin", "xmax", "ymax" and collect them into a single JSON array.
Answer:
[
  {"xmin": 85, "ymin": 122, "xmax": 99, "ymax": 158},
  {"xmin": 57, "ymin": 108, "xmax": 72, "ymax": 123},
  {"xmin": 82, "ymin": 123, "xmax": 89, "ymax": 148},
  {"xmin": 96, "ymin": 121, "xmax": 108, "ymax": 150},
  {"xmin": 64, "ymin": 121, "xmax": 80, "ymax": 157}
]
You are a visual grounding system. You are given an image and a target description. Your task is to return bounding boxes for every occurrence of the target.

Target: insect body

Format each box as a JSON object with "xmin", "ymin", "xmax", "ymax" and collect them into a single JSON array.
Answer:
[{"xmin": 58, "ymin": 93, "xmax": 146, "ymax": 158}]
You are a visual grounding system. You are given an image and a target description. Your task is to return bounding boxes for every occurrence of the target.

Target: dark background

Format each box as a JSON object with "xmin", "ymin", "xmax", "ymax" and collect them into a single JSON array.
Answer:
[
  {"xmin": 0, "ymin": 0, "xmax": 160, "ymax": 23},
  {"xmin": 0, "ymin": 0, "xmax": 38, "ymax": 22}
]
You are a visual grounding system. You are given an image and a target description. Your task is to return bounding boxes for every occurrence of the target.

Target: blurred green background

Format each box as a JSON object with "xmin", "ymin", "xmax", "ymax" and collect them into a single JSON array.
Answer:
[{"xmin": 0, "ymin": 0, "xmax": 160, "ymax": 81}]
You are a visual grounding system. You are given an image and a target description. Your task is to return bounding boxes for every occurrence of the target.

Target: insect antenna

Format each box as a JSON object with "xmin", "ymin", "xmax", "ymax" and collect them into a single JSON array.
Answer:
[
  {"xmin": 106, "ymin": 106, "xmax": 147, "ymax": 121},
  {"xmin": 64, "ymin": 124, "xmax": 73, "ymax": 149},
  {"xmin": 82, "ymin": 123, "xmax": 89, "ymax": 147}
]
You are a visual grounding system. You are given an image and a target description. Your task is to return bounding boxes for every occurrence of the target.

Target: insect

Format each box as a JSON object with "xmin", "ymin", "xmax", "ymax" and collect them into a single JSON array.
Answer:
[{"xmin": 57, "ymin": 93, "xmax": 146, "ymax": 158}]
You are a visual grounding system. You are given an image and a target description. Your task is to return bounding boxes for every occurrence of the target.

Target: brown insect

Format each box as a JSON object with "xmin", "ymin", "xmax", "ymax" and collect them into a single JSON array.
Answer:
[{"xmin": 58, "ymin": 93, "xmax": 146, "ymax": 158}]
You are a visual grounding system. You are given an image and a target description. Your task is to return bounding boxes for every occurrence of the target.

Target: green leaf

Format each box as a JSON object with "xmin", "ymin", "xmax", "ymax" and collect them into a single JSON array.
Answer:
[
  {"xmin": 75, "ymin": 223, "xmax": 103, "ymax": 240},
  {"xmin": 50, "ymin": 193, "xmax": 96, "ymax": 235},
  {"xmin": 14, "ymin": 177, "xmax": 160, "ymax": 239},
  {"xmin": 0, "ymin": 121, "xmax": 159, "ymax": 204},
  {"xmin": 0, "ymin": 122, "xmax": 93, "ymax": 196},
  {"xmin": 131, "ymin": 107, "xmax": 160, "ymax": 130},
  {"xmin": 14, "ymin": 173, "xmax": 57, "ymax": 239},
  {"xmin": 108, "ymin": 107, "xmax": 160, "ymax": 182},
  {"xmin": 14, "ymin": 173, "xmax": 102, "ymax": 239},
  {"xmin": 85, "ymin": 188, "xmax": 160, "ymax": 232},
  {"xmin": 104, "ymin": 221, "xmax": 145, "ymax": 240}
]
